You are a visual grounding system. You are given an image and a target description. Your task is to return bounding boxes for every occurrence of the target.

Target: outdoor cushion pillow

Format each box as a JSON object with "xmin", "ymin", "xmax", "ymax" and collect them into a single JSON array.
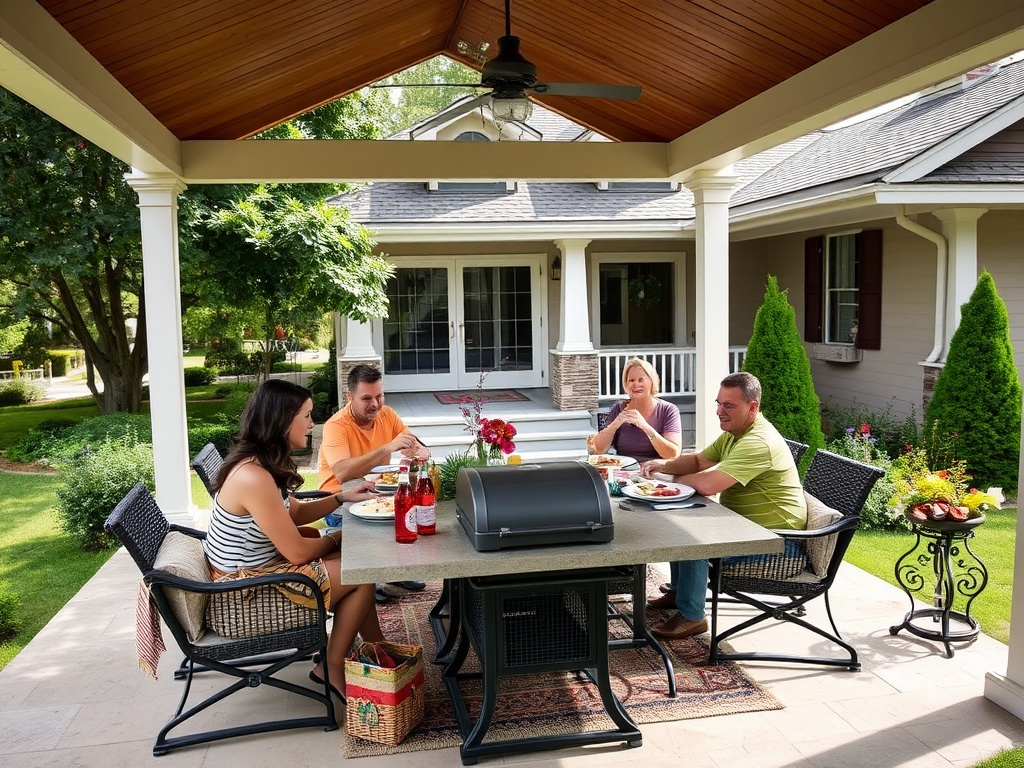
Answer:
[
  {"xmin": 804, "ymin": 491, "xmax": 844, "ymax": 578},
  {"xmin": 153, "ymin": 530, "xmax": 211, "ymax": 642}
]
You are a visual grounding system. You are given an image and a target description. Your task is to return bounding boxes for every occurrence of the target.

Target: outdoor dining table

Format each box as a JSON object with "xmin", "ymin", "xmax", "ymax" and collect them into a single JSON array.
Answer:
[{"xmin": 340, "ymin": 491, "xmax": 782, "ymax": 764}]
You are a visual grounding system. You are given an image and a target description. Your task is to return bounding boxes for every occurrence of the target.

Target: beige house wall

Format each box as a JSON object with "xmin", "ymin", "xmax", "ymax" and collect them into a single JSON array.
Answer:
[{"xmin": 977, "ymin": 210, "xmax": 1024, "ymax": 376}]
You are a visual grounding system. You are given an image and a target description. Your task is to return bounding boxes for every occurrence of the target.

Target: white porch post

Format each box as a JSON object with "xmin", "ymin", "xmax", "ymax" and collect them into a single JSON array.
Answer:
[
  {"xmin": 554, "ymin": 239, "xmax": 593, "ymax": 353},
  {"xmin": 686, "ymin": 171, "xmax": 738, "ymax": 448},
  {"xmin": 337, "ymin": 314, "xmax": 381, "ymax": 402},
  {"xmin": 126, "ymin": 172, "xmax": 191, "ymax": 520},
  {"xmin": 934, "ymin": 208, "xmax": 986, "ymax": 360},
  {"xmin": 985, "ymin": 424, "xmax": 1024, "ymax": 717}
]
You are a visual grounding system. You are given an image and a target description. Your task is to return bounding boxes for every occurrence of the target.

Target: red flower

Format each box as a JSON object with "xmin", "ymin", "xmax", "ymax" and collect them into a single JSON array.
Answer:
[
  {"xmin": 937, "ymin": 470, "xmax": 948, "ymax": 479},
  {"xmin": 860, "ymin": 424, "xmax": 871, "ymax": 434}
]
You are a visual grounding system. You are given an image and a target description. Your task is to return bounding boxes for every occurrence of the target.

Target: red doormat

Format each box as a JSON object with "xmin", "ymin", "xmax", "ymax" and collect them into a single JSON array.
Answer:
[{"xmin": 433, "ymin": 390, "xmax": 529, "ymax": 405}]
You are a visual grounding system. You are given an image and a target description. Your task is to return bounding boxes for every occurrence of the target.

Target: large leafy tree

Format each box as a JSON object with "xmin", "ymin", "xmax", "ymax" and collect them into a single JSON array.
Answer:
[
  {"xmin": 0, "ymin": 89, "xmax": 147, "ymax": 413},
  {"xmin": 742, "ymin": 276, "xmax": 825, "ymax": 454},
  {"xmin": 376, "ymin": 56, "xmax": 481, "ymax": 133},
  {"xmin": 925, "ymin": 270, "xmax": 1021, "ymax": 490}
]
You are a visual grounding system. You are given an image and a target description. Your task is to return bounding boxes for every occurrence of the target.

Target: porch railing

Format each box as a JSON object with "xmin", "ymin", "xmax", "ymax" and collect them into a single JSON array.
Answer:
[{"xmin": 597, "ymin": 346, "xmax": 747, "ymax": 400}]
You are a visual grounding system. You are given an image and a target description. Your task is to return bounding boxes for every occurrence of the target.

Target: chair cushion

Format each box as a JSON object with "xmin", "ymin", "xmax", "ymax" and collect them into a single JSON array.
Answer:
[
  {"xmin": 153, "ymin": 531, "xmax": 211, "ymax": 642},
  {"xmin": 804, "ymin": 491, "xmax": 844, "ymax": 577}
]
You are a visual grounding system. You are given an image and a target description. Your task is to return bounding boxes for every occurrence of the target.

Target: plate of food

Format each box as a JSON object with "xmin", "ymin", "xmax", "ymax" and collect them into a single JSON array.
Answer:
[
  {"xmin": 621, "ymin": 479, "xmax": 696, "ymax": 502},
  {"xmin": 368, "ymin": 470, "xmax": 400, "ymax": 492},
  {"xmin": 588, "ymin": 454, "xmax": 639, "ymax": 470},
  {"xmin": 350, "ymin": 497, "xmax": 395, "ymax": 522}
]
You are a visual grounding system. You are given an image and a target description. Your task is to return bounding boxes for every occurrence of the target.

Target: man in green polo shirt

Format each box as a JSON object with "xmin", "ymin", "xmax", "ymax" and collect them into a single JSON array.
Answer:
[{"xmin": 640, "ymin": 372, "xmax": 807, "ymax": 639}]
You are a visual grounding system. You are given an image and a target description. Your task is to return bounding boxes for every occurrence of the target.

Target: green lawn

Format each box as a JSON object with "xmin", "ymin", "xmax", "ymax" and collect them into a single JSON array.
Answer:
[
  {"xmin": 0, "ymin": 472, "xmax": 115, "ymax": 669},
  {"xmin": 0, "ymin": 398, "xmax": 101, "ymax": 449}
]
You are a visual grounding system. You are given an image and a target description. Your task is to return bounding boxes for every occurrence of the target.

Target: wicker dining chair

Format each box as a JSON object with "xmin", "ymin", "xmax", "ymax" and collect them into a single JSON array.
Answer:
[
  {"xmin": 105, "ymin": 483, "xmax": 336, "ymax": 755},
  {"xmin": 708, "ymin": 449, "xmax": 884, "ymax": 670}
]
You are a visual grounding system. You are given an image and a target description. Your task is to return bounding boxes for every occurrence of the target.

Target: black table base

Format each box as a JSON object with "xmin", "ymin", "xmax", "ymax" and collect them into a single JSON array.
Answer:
[
  {"xmin": 889, "ymin": 522, "xmax": 988, "ymax": 658},
  {"xmin": 442, "ymin": 567, "xmax": 641, "ymax": 765}
]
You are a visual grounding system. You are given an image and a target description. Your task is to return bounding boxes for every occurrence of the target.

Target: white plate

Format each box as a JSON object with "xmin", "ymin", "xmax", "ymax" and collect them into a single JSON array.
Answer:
[
  {"xmin": 587, "ymin": 454, "xmax": 639, "ymax": 470},
  {"xmin": 621, "ymin": 479, "xmax": 696, "ymax": 502},
  {"xmin": 350, "ymin": 498, "xmax": 395, "ymax": 522}
]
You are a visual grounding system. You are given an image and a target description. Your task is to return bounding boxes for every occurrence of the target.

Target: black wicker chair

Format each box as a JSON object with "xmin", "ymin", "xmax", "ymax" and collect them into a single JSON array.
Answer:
[
  {"xmin": 105, "ymin": 483, "xmax": 336, "ymax": 755},
  {"xmin": 708, "ymin": 449, "xmax": 884, "ymax": 670},
  {"xmin": 784, "ymin": 438, "xmax": 810, "ymax": 465}
]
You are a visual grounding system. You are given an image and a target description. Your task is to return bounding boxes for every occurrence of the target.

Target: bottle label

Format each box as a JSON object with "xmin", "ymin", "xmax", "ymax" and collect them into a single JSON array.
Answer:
[
  {"xmin": 405, "ymin": 507, "xmax": 418, "ymax": 532},
  {"xmin": 417, "ymin": 503, "xmax": 436, "ymax": 527}
]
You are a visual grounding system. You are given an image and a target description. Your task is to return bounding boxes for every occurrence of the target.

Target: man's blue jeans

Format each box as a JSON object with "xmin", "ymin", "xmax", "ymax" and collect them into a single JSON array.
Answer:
[{"xmin": 669, "ymin": 539, "xmax": 805, "ymax": 621}]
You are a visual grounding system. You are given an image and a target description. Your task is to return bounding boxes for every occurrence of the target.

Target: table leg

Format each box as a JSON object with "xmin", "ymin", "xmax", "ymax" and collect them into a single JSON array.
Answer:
[{"xmin": 430, "ymin": 578, "xmax": 461, "ymax": 663}]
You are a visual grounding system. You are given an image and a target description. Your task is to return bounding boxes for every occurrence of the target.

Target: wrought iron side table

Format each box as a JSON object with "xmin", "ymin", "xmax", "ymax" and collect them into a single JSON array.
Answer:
[{"xmin": 889, "ymin": 516, "xmax": 988, "ymax": 657}]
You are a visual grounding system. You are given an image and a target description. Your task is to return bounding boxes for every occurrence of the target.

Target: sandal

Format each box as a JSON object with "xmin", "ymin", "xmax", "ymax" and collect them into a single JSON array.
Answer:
[{"xmin": 309, "ymin": 670, "xmax": 346, "ymax": 704}]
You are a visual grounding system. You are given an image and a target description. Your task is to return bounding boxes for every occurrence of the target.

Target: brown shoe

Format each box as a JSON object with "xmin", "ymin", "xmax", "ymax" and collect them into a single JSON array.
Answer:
[
  {"xmin": 651, "ymin": 614, "xmax": 709, "ymax": 639},
  {"xmin": 658, "ymin": 582, "xmax": 673, "ymax": 594},
  {"xmin": 646, "ymin": 591, "xmax": 677, "ymax": 610}
]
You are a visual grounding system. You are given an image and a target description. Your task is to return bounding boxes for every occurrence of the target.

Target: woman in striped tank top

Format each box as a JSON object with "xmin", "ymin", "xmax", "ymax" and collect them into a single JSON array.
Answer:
[{"xmin": 208, "ymin": 379, "xmax": 382, "ymax": 701}]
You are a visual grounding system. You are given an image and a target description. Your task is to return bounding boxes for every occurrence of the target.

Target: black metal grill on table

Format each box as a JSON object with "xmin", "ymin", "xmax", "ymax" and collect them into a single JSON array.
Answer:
[{"xmin": 454, "ymin": 461, "xmax": 614, "ymax": 551}]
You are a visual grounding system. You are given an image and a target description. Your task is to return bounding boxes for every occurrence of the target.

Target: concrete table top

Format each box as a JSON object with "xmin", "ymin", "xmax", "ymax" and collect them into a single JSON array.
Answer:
[{"xmin": 340, "ymin": 495, "xmax": 782, "ymax": 584}]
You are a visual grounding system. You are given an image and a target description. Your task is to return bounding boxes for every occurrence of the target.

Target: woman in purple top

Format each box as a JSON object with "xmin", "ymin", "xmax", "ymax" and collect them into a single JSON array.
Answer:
[{"xmin": 594, "ymin": 358, "xmax": 682, "ymax": 462}]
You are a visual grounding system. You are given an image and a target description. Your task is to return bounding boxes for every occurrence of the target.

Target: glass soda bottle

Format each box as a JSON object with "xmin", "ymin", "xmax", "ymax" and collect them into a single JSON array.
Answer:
[
  {"xmin": 427, "ymin": 459, "xmax": 441, "ymax": 500},
  {"xmin": 393, "ymin": 466, "xmax": 417, "ymax": 543},
  {"xmin": 415, "ymin": 468, "xmax": 436, "ymax": 535}
]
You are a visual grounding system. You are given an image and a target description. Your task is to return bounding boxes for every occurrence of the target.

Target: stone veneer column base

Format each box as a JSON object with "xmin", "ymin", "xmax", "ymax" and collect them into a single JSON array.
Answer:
[
  {"xmin": 338, "ymin": 357, "xmax": 382, "ymax": 402},
  {"xmin": 550, "ymin": 351, "xmax": 599, "ymax": 411},
  {"xmin": 922, "ymin": 363, "xmax": 942, "ymax": 413}
]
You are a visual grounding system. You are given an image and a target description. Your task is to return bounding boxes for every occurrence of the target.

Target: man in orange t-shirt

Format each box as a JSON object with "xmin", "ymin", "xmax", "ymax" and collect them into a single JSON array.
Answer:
[
  {"xmin": 317, "ymin": 364, "xmax": 429, "ymax": 494},
  {"xmin": 317, "ymin": 364, "xmax": 430, "ymax": 597}
]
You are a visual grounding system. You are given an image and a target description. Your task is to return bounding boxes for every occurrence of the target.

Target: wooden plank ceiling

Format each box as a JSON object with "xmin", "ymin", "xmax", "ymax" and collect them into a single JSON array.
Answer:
[{"xmin": 39, "ymin": 0, "xmax": 934, "ymax": 142}]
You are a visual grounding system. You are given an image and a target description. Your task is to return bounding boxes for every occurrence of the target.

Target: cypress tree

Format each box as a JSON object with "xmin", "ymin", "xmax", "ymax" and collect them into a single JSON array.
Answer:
[
  {"xmin": 742, "ymin": 276, "xmax": 825, "ymax": 451},
  {"xmin": 925, "ymin": 270, "xmax": 1021, "ymax": 490}
]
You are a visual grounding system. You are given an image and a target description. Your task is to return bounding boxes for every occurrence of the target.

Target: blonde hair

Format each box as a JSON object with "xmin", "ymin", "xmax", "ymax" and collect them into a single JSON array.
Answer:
[{"xmin": 621, "ymin": 357, "xmax": 661, "ymax": 396}]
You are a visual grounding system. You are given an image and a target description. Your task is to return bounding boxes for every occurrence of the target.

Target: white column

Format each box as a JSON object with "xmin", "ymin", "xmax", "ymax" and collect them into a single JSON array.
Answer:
[
  {"xmin": 126, "ymin": 172, "xmax": 191, "ymax": 520},
  {"xmin": 686, "ymin": 171, "xmax": 739, "ymax": 448},
  {"xmin": 554, "ymin": 239, "xmax": 593, "ymax": 353},
  {"xmin": 339, "ymin": 314, "xmax": 377, "ymax": 359},
  {"xmin": 985, "ymin": 424, "xmax": 1024, "ymax": 718},
  {"xmin": 934, "ymin": 208, "xmax": 986, "ymax": 360}
]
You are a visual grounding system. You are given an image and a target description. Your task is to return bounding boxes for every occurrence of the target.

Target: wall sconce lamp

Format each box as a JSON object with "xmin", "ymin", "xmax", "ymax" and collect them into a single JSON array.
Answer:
[{"xmin": 551, "ymin": 255, "xmax": 561, "ymax": 281}]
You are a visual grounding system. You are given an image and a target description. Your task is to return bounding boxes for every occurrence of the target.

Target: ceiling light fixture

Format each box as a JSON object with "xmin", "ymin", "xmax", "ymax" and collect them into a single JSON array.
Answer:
[{"xmin": 490, "ymin": 94, "xmax": 533, "ymax": 124}]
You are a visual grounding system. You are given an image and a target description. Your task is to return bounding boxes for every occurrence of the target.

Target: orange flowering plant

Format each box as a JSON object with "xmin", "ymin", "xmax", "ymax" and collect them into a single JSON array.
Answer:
[{"xmin": 888, "ymin": 448, "xmax": 1003, "ymax": 523}]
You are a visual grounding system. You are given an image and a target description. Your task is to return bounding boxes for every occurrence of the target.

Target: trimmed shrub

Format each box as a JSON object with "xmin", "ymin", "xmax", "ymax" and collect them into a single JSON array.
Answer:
[
  {"xmin": 925, "ymin": 271, "xmax": 1022, "ymax": 491},
  {"xmin": 307, "ymin": 340, "xmax": 338, "ymax": 416},
  {"xmin": 0, "ymin": 378, "xmax": 45, "ymax": 406},
  {"xmin": 48, "ymin": 351, "xmax": 78, "ymax": 376},
  {"xmin": 5, "ymin": 418, "xmax": 77, "ymax": 463},
  {"xmin": 55, "ymin": 431, "xmax": 155, "ymax": 550},
  {"xmin": 222, "ymin": 387, "xmax": 255, "ymax": 422},
  {"xmin": 188, "ymin": 418, "xmax": 236, "ymax": 456},
  {"xmin": 742, "ymin": 276, "xmax": 824, "ymax": 453},
  {"xmin": 183, "ymin": 366, "xmax": 217, "ymax": 387},
  {"xmin": 0, "ymin": 583, "xmax": 21, "ymax": 641}
]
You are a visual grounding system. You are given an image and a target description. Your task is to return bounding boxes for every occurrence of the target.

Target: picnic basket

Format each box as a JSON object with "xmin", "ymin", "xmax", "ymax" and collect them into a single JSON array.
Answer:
[{"xmin": 345, "ymin": 641, "xmax": 424, "ymax": 745}]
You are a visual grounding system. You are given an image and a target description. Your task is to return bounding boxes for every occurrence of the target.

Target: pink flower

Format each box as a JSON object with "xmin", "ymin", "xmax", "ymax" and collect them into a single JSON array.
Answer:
[{"xmin": 860, "ymin": 424, "xmax": 871, "ymax": 434}]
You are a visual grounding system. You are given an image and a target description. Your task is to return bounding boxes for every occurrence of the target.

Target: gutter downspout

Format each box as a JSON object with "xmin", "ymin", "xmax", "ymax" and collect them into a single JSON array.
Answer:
[{"xmin": 895, "ymin": 206, "xmax": 947, "ymax": 363}]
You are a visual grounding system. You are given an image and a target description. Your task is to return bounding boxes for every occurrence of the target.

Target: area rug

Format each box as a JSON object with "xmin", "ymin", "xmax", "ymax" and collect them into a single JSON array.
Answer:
[
  {"xmin": 341, "ymin": 579, "xmax": 783, "ymax": 758},
  {"xmin": 433, "ymin": 390, "xmax": 529, "ymax": 405}
]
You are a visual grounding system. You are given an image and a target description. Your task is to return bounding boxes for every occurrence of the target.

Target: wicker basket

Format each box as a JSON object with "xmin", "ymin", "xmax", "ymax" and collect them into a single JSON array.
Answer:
[{"xmin": 345, "ymin": 642, "xmax": 424, "ymax": 746}]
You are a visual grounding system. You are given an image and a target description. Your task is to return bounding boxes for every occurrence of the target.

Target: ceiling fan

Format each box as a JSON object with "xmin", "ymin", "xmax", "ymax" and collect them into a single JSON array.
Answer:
[{"xmin": 374, "ymin": 0, "xmax": 642, "ymax": 132}]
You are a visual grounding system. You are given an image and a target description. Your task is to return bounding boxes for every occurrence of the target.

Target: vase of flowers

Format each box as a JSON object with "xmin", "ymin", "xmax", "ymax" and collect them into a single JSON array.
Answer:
[
  {"xmin": 888, "ymin": 448, "xmax": 1003, "ymax": 530},
  {"xmin": 459, "ymin": 367, "xmax": 517, "ymax": 465}
]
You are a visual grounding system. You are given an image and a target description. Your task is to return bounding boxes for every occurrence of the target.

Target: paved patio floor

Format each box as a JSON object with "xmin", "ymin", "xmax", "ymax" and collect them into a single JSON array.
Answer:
[{"xmin": 2, "ymin": 550, "xmax": 1023, "ymax": 768}]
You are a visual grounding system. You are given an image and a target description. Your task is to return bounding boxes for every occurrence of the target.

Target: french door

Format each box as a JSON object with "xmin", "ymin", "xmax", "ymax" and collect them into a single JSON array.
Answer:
[{"xmin": 379, "ymin": 258, "xmax": 544, "ymax": 392}]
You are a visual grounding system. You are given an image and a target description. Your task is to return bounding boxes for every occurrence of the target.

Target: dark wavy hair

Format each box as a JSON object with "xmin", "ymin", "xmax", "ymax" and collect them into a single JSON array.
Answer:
[{"xmin": 214, "ymin": 379, "xmax": 312, "ymax": 494}]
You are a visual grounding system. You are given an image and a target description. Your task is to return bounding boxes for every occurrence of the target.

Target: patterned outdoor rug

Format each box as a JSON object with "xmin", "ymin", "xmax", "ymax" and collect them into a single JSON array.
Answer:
[
  {"xmin": 433, "ymin": 390, "xmax": 529, "ymax": 405},
  {"xmin": 341, "ymin": 579, "xmax": 783, "ymax": 758}
]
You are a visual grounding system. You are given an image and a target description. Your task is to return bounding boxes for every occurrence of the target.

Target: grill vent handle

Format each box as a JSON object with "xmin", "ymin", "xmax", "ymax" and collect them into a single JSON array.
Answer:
[{"xmin": 498, "ymin": 522, "xmax": 602, "ymax": 537}]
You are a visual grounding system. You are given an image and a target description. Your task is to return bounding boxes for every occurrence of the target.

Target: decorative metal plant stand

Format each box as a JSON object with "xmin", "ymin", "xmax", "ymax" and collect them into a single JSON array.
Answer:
[{"xmin": 889, "ymin": 515, "xmax": 987, "ymax": 658}]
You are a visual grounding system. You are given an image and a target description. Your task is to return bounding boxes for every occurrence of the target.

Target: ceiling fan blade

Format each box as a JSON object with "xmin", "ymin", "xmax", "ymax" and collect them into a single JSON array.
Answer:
[
  {"xmin": 371, "ymin": 83, "xmax": 489, "ymax": 89},
  {"xmin": 530, "ymin": 83, "xmax": 642, "ymax": 100},
  {"xmin": 409, "ymin": 93, "xmax": 493, "ymax": 136}
]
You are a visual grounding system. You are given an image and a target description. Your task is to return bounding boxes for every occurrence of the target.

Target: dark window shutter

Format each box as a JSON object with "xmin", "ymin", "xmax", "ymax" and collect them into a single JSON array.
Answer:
[
  {"xmin": 856, "ymin": 229, "xmax": 883, "ymax": 350},
  {"xmin": 804, "ymin": 236, "xmax": 824, "ymax": 343}
]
